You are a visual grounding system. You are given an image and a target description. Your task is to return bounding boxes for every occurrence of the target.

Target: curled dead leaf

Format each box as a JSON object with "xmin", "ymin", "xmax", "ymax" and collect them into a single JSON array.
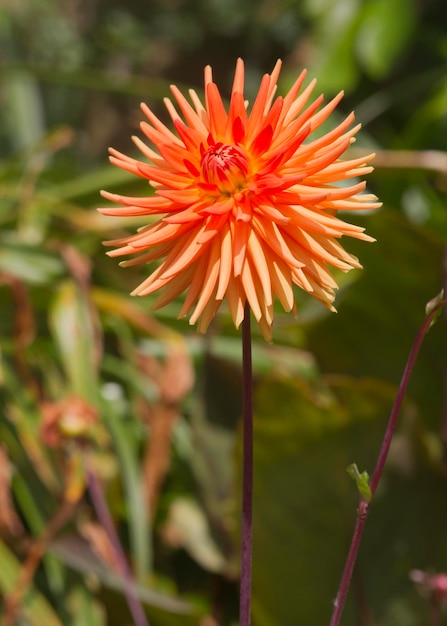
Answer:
[{"xmin": 0, "ymin": 446, "xmax": 24, "ymax": 537}]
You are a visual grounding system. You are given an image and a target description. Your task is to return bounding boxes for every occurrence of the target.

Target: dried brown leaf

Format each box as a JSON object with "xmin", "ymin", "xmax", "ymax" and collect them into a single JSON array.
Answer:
[{"xmin": 0, "ymin": 446, "xmax": 24, "ymax": 537}]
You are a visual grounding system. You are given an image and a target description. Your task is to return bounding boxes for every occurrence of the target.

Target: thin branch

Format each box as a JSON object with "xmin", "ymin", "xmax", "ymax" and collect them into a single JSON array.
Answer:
[
  {"xmin": 329, "ymin": 297, "xmax": 446, "ymax": 626},
  {"xmin": 430, "ymin": 596, "xmax": 442, "ymax": 626},
  {"xmin": 349, "ymin": 149, "xmax": 447, "ymax": 175}
]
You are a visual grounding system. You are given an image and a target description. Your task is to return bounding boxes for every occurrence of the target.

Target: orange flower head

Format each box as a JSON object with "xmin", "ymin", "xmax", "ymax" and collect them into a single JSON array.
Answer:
[{"xmin": 100, "ymin": 59, "xmax": 380, "ymax": 340}]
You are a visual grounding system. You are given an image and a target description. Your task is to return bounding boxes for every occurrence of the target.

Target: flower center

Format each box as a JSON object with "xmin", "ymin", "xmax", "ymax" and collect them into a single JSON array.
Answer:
[{"xmin": 200, "ymin": 142, "xmax": 248, "ymax": 190}]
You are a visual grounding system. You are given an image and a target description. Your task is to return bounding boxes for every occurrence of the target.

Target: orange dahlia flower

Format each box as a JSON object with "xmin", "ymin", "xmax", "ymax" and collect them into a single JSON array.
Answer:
[{"xmin": 100, "ymin": 59, "xmax": 379, "ymax": 340}]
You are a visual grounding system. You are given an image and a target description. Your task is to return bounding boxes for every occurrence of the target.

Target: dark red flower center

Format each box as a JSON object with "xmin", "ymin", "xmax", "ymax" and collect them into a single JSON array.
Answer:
[{"xmin": 200, "ymin": 142, "xmax": 248, "ymax": 190}]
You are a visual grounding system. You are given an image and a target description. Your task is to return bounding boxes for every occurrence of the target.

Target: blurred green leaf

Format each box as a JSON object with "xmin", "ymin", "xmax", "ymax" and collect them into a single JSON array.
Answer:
[
  {"xmin": 3, "ymin": 69, "xmax": 45, "ymax": 150},
  {"xmin": 303, "ymin": 0, "xmax": 362, "ymax": 93},
  {"xmin": 68, "ymin": 587, "xmax": 106, "ymax": 626},
  {"xmin": 356, "ymin": 0, "xmax": 415, "ymax": 79},
  {"xmin": 49, "ymin": 535, "xmax": 199, "ymax": 620},
  {"xmin": 0, "ymin": 235, "xmax": 64, "ymax": 283},
  {"xmin": 6, "ymin": 400, "xmax": 60, "ymax": 493},
  {"xmin": 13, "ymin": 472, "xmax": 65, "ymax": 593},
  {"xmin": 100, "ymin": 399, "xmax": 152, "ymax": 583}
]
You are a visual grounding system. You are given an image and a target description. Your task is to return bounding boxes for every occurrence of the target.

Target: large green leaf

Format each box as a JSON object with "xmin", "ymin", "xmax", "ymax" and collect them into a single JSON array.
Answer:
[
  {"xmin": 248, "ymin": 371, "xmax": 447, "ymax": 625},
  {"xmin": 249, "ymin": 373, "xmax": 393, "ymax": 625},
  {"xmin": 307, "ymin": 208, "xmax": 446, "ymax": 426}
]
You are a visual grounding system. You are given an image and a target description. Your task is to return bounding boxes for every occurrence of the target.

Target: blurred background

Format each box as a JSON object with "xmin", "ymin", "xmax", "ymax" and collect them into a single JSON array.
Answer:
[{"xmin": 1, "ymin": 0, "xmax": 447, "ymax": 624}]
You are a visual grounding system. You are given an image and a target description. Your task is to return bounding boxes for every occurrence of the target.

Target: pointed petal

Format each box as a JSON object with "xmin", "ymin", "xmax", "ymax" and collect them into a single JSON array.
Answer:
[
  {"xmin": 189, "ymin": 242, "xmax": 221, "ymax": 323},
  {"xmin": 247, "ymin": 230, "xmax": 272, "ymax": 307},
  {"xmin": 216, "ymin": 224, "xmax": 232, "ymax": 300}
]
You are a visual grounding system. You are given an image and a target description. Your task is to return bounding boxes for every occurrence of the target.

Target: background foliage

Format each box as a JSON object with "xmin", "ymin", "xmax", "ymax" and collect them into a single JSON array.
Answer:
[{"xmin": 1, "ymin": 0, "xmax": 447, "ymax": 624}]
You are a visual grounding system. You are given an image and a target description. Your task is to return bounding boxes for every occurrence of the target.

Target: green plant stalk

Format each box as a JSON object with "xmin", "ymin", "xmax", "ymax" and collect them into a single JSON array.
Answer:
[
  {"xmin": 239, "ymin": 303, "xmax": 254, "ymax": 626},
  {"xmin": 329, "ymin": 296, "xmax": 446, "ymax": 626}
]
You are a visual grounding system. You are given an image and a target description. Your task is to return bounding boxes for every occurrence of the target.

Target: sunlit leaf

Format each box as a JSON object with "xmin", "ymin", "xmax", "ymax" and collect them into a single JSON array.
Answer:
[
  {"xmin": 49, "ymin": 280, "xmax": 99, "ymax": 402},
  {"xmin": 0, "ymin": 236, "xmax": 63, "ymax": 284}
]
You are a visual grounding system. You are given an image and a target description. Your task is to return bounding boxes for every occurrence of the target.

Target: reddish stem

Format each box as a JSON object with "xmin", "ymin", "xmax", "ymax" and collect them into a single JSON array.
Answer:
[
  {"xmin": 239, "ymin": 303, "xmax": 254, "ymax": 626},
  {"xmin": 430, "ymin": 595, "xmax": 441, "ymax": 626},
  {"xmin": 329, "ymin": 298, "xmax": 446, "ymax": 626},
  {"xmin": 86, "ymin": 455, "xmax": 150, "ymax": 626}
]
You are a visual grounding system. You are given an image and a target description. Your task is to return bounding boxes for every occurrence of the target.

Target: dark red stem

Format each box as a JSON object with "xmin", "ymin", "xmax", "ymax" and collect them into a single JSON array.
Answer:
[
  {"xmin": 239, "ymin": 303, "xmax": 254, "ymax": 626},
  {"xmin": 329, "ymin": 298, "xmax": 446, "ymax": 626}
]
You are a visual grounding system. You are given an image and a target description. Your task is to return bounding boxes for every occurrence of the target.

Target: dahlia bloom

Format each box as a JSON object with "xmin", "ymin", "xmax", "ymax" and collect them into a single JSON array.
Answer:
[{"xmin": 100, "ymin": 59, "xmax": 379, "ymax": 339}]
